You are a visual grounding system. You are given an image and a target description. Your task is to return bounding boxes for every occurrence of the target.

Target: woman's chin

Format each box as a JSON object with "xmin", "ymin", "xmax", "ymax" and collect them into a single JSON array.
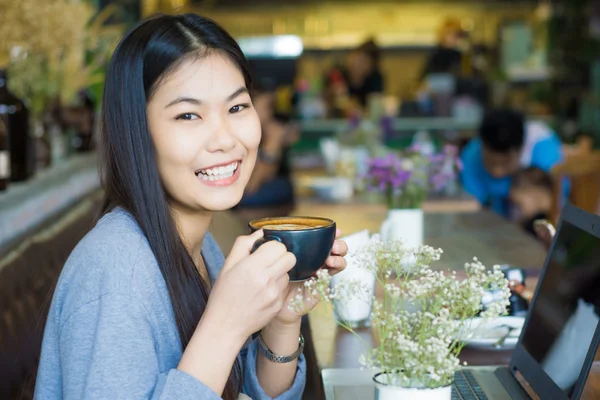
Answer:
[{"xmin": 197, "ymin": 192, "xmax": 244, "ymax": 212}]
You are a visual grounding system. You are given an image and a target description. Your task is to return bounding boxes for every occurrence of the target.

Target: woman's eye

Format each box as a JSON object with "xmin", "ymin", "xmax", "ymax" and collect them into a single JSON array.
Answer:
[
  {"xmin": 176, "ymin": 113, "xmax": 199, "ymax": 121},
  {"xmin": 229, "ymin": 104, "xmax": 250, "ymax": 114}
]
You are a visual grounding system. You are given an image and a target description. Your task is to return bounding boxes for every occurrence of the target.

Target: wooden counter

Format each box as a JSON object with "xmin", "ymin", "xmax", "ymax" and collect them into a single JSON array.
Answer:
[{"xmin": 0, "ymin": 153, "xmax": 100, "ymax": 253}]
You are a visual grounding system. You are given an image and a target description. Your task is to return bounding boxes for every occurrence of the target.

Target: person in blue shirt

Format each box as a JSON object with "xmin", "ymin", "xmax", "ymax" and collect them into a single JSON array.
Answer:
[{"xmin": 461, "ymin": 109, "xmax": 564, "ymax": 217}]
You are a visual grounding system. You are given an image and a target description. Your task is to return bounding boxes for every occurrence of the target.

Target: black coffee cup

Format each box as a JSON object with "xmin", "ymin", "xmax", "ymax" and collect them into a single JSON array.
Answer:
[{"xmin": 248, "ymin": 216, "xmax": 337, "ymax": 281}]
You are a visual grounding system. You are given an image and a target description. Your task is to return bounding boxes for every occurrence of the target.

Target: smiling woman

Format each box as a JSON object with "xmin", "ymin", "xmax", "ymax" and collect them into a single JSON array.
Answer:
[
  {"xmin": 147, "ymin": 54, "xmax": 261, "ymax": 213},
  {"xmin": 33, "ymin": 13, "xmax": 348, "ymax": 400}
]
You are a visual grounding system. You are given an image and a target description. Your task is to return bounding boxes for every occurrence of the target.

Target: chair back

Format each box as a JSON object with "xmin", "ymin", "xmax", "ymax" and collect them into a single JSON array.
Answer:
[
  {"xmin": 551, "ymin": 150, "xmax": 600, "ymax": 222},
  {"xmin": 0, "ymin": 195, "xmax": 101, "ymax": 399}
]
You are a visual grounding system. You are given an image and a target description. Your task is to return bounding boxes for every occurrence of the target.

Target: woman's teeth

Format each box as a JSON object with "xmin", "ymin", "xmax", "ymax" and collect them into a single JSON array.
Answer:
[{"xmin": 197, "ymin": 162, "xmax": 238, "ymax": 181}]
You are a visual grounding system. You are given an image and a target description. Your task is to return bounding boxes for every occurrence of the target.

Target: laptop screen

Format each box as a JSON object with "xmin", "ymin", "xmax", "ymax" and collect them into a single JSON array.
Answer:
[{"xmin": 520, "ymin": 220, "xmax": 600, "ymax": 397}]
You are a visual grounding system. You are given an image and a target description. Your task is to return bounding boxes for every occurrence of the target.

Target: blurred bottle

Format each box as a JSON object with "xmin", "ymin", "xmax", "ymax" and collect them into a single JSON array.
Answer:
[
  {"xmin": 0, "ymin": 67, "xmax": 34, "ymax": 182},
  {"xmin": 412, "ymin": 130, "xmax": 435, "ymax": 156},
  {"xmin": 0, "ymin": 119, "xmax": 9, "ymax": 190},
  {"xmin": 72, "ymin": 92, "xmax": 96, "ymax": 153}
]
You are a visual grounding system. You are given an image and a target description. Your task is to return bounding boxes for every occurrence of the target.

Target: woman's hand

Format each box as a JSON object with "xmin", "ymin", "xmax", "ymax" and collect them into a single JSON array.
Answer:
[
  {"xmin": 179, "ymin": 230, "xmax": 295, "ymax": 394},
  {"xmin": 202, "ymin": 230, "xmax": 296, "ymax": 343},
  {"xmin": 272, "ymin": 229, "xmax": 348, "ymax": 325}
]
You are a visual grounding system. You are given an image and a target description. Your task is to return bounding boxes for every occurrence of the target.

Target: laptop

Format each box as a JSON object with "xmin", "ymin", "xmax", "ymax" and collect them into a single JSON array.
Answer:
[{"xmin": 322, "ymin": 203, "xmax": 600, "ymax": 399}]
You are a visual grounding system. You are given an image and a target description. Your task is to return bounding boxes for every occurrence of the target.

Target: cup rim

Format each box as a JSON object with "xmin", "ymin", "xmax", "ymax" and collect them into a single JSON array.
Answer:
[{"xmin": 248, "ymin": 216, "xmax": 335, "ymax": 232}]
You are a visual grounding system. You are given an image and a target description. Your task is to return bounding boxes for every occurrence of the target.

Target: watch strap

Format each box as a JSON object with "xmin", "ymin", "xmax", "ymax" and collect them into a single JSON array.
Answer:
[{"xmin": 257, "ymin": 332, "xmax": 304, "ymax": 363}]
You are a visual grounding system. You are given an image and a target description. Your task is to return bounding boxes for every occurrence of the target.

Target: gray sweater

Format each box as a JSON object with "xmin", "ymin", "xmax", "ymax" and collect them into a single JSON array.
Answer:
[{"xmin": 35, "ymin": 208, "xmax": 306, "ymax": 399}]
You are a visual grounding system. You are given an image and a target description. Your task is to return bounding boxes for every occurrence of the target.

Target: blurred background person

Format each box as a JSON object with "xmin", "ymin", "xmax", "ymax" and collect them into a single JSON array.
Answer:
[
  {"xmin": 420, "ymin": 18, "xmax": 464, "ymax": 80},
  {"xmin": 460, "ymin": 108, "xmax": 564, "ymax": 217},
  {"xmin": 323, "ymin": 39, "xmax": 384, "ymax": 118},
  {"xmin": 237, "ymin": 81, "xmax": 299, "ymax": 211},
  {"xmin": 509, "ymin": 167, "xmax": 554, "ymax": 236}
]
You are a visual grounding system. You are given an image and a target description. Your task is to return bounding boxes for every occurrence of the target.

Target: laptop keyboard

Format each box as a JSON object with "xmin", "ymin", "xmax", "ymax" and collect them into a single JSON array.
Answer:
[{"xmin": 452, "ymin": 370, "xmax": 489, "ymax": 400}]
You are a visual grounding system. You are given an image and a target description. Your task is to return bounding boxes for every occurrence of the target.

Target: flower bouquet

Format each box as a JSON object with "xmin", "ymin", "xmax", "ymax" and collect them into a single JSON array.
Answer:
[
  {"xmin": 360, "ymin": 145, "xmax": 462, "ymax": 210},
  {"xmin": 290, "ymin": 236, "xmax": 510, "ymax": 399}
]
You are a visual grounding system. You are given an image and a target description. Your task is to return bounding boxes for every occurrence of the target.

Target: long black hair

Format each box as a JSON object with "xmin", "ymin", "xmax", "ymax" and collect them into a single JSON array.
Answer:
[{"xmin": 99, "ymin": 14, "xmax": 252, "ymax": 399}]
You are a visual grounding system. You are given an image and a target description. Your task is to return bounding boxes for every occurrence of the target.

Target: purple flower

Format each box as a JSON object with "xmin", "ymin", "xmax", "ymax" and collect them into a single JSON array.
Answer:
[
  {"xmin": 390, "ymin": 170, "xmax": 411, "ymax": 189},
  {"xmin": 429, "ymin": 153, "xmax": 445, "ymax": 164},
  {"xmin": 361, "ymin": 148, "xmax": 460, "ymax": 197},
  {"xmin": 431, "ymin": 173, "xmax": 449, "ymax": 191}
]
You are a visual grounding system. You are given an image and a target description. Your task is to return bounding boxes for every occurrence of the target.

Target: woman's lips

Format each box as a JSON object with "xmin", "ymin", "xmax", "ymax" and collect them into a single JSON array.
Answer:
[{"xmin": 196, "ymin": 161, "xmax": 241, "ymax": 187}]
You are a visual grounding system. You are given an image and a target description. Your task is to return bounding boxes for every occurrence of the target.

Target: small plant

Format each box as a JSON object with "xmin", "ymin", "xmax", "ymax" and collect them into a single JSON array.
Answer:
[{"xmin": 290, "ymin": 236, "xmax": 510, "ymax": 389}]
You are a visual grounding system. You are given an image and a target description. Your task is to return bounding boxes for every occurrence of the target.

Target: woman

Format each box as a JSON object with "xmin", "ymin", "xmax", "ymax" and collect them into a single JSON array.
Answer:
[{"xmin": 34, "ymin": 14, "xmax": 347, "ymax": 400}]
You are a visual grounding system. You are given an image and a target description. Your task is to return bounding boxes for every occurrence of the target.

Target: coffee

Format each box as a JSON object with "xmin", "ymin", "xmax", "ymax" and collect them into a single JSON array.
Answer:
[
  {"xmin": 251, "ymin": 217, "xmax": 331, "ymax": 231},
  {"xmin": 260, "ymin": 223, "xmax": 313, "ymax": 231}
]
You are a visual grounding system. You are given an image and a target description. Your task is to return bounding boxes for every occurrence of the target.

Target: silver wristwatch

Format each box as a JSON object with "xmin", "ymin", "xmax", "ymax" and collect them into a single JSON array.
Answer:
[{"xmin": 257, "ymin": 333, "xmax": 305, "ymax": 363}]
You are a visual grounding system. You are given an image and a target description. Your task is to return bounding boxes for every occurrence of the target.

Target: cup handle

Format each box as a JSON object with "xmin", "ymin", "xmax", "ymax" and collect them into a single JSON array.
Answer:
[
  {"xmin": 251, "ymin": 235, "xmax": 283, "ymax": 253},
  {"xmin": 380, "ymin": 219, "xmax": 391, "ymax": 242}
]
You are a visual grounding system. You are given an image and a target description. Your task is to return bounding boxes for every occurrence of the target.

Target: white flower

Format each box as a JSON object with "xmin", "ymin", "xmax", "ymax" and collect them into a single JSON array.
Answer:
[{"xmin": 288, "ymin": 237, "xmax": 511, "ymax": 389}]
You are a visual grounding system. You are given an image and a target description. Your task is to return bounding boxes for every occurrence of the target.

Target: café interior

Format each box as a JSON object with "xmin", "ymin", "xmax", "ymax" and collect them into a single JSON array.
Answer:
[{"xmin": 1, "ymin": 0, "xmax": 600, "ymax": 399}]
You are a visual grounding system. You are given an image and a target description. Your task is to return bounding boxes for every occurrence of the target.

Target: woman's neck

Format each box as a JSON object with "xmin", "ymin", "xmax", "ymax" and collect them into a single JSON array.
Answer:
[{"xmin": 170, "ymin": 204, "xmax": 213, "ymax": 265}]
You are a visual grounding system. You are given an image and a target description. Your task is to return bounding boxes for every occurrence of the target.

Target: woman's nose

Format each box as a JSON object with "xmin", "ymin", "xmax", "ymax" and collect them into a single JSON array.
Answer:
[{"xmin": 205, "ymin": 116, "xmax": 236, "ymax": 152}]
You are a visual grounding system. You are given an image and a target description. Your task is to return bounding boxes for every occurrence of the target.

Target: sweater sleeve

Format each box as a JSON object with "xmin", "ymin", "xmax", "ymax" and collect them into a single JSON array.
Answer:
[
  {"xmin": 57, "ymin": 293, "xmax": 221, "ymax": 400},
  {"xmin": 241, "ymin": 338, "xmax": 307, "ymax": 399}
]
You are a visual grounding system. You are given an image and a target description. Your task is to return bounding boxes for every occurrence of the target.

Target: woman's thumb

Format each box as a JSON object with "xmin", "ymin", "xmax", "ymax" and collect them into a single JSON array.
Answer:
[{"xmin": 223, "ymin": 229, "xmax": 264, "ymax": 271}]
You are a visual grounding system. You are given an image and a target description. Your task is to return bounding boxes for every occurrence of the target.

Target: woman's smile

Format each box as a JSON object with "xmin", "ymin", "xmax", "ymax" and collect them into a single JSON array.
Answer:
[{"xmin": 195, "ymin": 159, "xmax": 242, "ymax": 187}]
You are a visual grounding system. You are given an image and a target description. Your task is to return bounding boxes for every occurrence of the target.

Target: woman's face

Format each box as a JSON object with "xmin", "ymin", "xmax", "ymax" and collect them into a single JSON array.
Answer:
[{"xmin": 147, "ymin": 52, "xmax": 261, "ymax": 213}]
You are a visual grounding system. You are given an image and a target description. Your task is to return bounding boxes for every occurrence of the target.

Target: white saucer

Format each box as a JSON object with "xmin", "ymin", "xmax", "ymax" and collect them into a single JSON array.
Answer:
[{"xmin": 461, "ymin": 316, "xmax": 525, "ymax": 350}]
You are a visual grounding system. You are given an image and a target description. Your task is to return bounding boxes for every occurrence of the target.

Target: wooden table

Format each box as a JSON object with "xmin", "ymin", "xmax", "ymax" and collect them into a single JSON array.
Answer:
[
  {"xmin": 292, "ymin": 202, "xmax": 548, "ymax": 369},
  {"xmin": 292, "ymin": 202, "xmax": 547, "ymax": 273},
  {"xmin": 291, "ymin": 202, "xmax": 536, "ymax": 397},
  {"xmin": 320, "ymin": 364, "xmax": 600, "ymax": 400},
  {"xmin": 292, "ymin": 201, "xmax": 600, "ymax": 399}
]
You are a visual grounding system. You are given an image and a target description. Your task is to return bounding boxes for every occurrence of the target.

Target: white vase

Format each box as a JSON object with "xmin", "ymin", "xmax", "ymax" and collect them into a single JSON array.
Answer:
[
  {"xmin": 373, "ymin": 373, "xmax": 452, "ymax": 400},
  {"xmin": 330, "ymin": 230, "xmax": 375, "ymax": 327},
  {"xmin": 380, "ymin": 208, "xmax": 424, "ymax": 248}
]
